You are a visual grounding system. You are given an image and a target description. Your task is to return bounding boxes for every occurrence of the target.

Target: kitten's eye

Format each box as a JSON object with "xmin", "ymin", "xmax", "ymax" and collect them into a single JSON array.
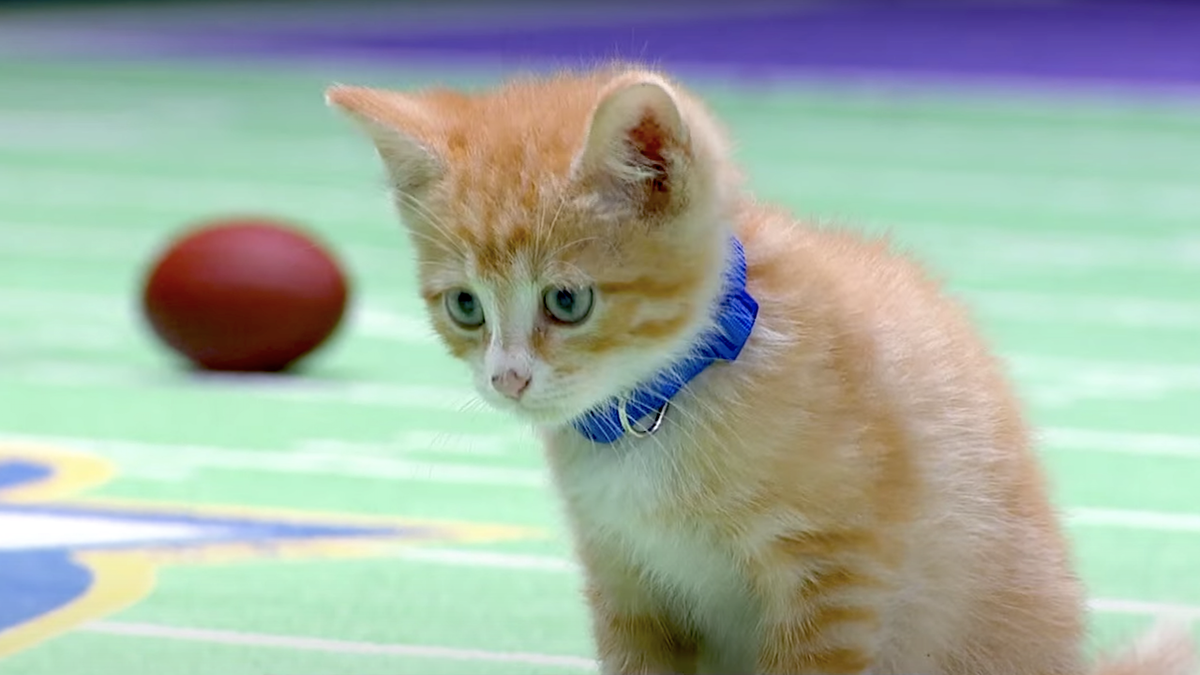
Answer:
[
  {"xmin": 445, "ymin": 289, "xmax": 485, "ymax": 329},
  {"xmin": 543, "ymin": 286, "xmax": 594, "ymax": 325}
]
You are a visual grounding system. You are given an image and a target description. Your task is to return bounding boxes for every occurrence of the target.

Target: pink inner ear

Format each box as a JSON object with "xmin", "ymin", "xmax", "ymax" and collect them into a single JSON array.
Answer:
[
  {"xmin": 620, "ymin": 110, "xmax": 678, "ymax": 214},
  {"xmin": 627, "ymin": 110, "xmax": 671, "ymax": 163}
]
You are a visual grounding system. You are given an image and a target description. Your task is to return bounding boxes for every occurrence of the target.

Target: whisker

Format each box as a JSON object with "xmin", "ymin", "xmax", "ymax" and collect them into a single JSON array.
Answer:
[
  {"xmin": 396, "ymin": 191, "xmax": 470, "ymax": 258},
  {"xmin": 547, "ymin": 234, "xmax": 602, "ymax": 260},
  {"xmin": 538, "ymin": 185, "xmax": 571, "ymax": 262}
]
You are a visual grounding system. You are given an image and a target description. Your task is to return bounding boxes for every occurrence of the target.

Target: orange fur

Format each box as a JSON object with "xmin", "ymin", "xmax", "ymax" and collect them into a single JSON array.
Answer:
[{"xmin": 328, "ymin": 65, "xmax": 1198, "ymax": 675}]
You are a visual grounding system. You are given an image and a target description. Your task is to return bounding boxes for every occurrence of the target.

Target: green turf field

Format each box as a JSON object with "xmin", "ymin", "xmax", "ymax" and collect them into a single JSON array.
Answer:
[{"xmin": 1, "ymin": 59, "xmax": 1199, "ymax": 674}]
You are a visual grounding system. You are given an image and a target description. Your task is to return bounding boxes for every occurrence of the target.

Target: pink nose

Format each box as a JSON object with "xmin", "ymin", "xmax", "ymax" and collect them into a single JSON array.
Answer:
[{"xmin": 491, "ymin": 369, "xmax": 531, "ymax": 399}]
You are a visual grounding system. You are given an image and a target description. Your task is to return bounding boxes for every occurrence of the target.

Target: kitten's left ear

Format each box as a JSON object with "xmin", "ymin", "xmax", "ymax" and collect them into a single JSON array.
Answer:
[
  {"xmin": 572, "ymin": 73, "xmax": 692, "ymax": 218},
  {"xmin": 325, "ymin": 84, "xmax": 444, "ymax": 195}
]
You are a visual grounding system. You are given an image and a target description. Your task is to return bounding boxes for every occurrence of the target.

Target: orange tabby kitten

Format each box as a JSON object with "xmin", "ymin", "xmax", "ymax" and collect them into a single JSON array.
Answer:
[{"xmin": 327, "ymin": 66, "xmax": 1197, "ymax": 675}]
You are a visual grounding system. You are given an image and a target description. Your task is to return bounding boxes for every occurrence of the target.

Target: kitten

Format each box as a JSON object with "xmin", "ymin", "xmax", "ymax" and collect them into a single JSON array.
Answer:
[{"xmin": 327, "ymin": 66, "xmax": 1197, "ymax": 675}]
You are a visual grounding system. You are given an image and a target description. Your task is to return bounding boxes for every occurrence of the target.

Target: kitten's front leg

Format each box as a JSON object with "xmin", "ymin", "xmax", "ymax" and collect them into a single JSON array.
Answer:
[
  {"xmin": 753, "ymin": 551, "xmax": 888, "ymax": 675},
  {"xmin": 580, "ymin": 551, "xmax": 695, "ymax": 675},
  {"xmin": 588, "ymin": 590, "xmax": 696, "ymax": 675}
]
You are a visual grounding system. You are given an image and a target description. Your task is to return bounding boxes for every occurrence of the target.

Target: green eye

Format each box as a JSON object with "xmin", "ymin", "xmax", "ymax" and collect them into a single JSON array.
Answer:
[
  {"xmin": 445, "ymin": 289, "xmax": 485, "ymax": 328},
  {"xmin": 543, "ymin": 286, "xmax": 594, "ymax": 324}
]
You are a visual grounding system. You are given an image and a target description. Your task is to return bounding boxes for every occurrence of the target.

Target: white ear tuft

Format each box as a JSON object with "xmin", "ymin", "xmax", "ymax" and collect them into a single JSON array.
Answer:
[{"xmin": 326, "ymin": 84, "xmax": 443, "ymax": 194}]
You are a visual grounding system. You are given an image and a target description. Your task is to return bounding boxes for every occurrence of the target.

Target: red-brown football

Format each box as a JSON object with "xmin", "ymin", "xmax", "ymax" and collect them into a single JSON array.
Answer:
[{"xmin": 142, "ymin": 217, "xmax": 350, "ymax": 372}]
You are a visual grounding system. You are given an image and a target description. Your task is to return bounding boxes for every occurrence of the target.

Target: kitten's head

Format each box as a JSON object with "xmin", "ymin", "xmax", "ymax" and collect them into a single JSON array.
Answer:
[{"xmin": 328, "ymin": 66, "xmax": 739, "ymax": 427}]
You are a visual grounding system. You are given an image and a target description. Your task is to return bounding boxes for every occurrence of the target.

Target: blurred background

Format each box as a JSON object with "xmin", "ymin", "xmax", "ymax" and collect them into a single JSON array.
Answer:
[{"xmin": 1, "ymin": 1, "xmax": 1198, "ymax": 674}]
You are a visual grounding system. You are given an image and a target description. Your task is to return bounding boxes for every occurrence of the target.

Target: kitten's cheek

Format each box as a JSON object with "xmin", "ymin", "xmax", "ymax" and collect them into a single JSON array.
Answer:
[{"xmin": 432, "ymin": 325, "xmax": 476, "ymax": 360}]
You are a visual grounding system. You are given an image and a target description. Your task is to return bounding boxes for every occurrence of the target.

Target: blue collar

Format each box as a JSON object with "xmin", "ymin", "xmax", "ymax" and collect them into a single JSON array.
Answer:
[{"xmin": 570, "ymin": 236, "xmax": 759, "ymax": 444}]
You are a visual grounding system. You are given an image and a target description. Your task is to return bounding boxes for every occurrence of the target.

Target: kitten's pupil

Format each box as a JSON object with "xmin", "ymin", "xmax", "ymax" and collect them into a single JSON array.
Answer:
[
  {"xmin": 457, "ymin": 292, "xmax": 476, "ymax": 315},
  {"xmin": 555, "ymin": 289, "xmax": 575, "ymax": 313}
]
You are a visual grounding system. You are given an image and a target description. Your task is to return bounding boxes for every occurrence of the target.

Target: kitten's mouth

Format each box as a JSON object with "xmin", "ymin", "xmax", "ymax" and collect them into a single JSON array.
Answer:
[
  {"xmin": 483, "ymin": 392, "xmax": 588, "ymax": 427},
  {"xmin": 510, "ymin": 402, "xmax": 581, "ymax": 426}
]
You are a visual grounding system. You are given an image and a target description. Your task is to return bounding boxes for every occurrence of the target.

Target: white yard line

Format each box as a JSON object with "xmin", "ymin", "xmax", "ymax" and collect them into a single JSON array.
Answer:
[
  {"xmin": 351, "ymin": 306, "xmax": 438, "ymax": 343},
  {"xmin": 0, "ymin": 168, "xmax": 388, "ymax": 222},
  {"xmin": 2, "ymin": 158, "xmax": 1200, "ymax": 223},
  {"xmin": 5, "ymin": 119, "xmax": 1196, "ymax": 192},
  {"xmin": 776, "ymin": 165, "xmax": 1200, "ymax": 222},
  {"xmin": 1069, "ymin": 508, "xmax": 1200, "ymax": 534},
  {"xmin": 1089, "ymin": 598, "xmax": 1200, "ymax": 622},
  {"xmin": 5, "ymin": 403, "xmax": 1200, "ymax": 463},
  {"xmin": 967, "ymin": 290, "xmax": 1200, "ymax": 331},
  {"xmin": 4, "ymin": 352, "xmax": 1200, "ymax": 450},
  {"xmin": 10, "ymin": 351, "xmax": 1200, "ymax": 413},
  {"xmin": 4, "ymin": 284, "xmax": 1200, "ymax": 359},
  {"xmin": 0, "ymin": 431, "xmax": 546, "ymax": 488},
  {"xmin": 0, "ymin": 289, "xmax": 134, "ymax": 319},
  {"xmin": 4, "ymin": 429, "xmax": 1200, "ymax": 525},
  {"xmin": 3, "ymin": 360, "xmax": 480, "ymax": 409},
  {"xmin": 393, "ymin": 546, "xmax": 577, "ymax": 573},
  {"xmin": 0, "ymin": 225, "xmax": 422, "ymax": 283},
  {"xmin": 4, "ymin": 220, "xmax": 1200, "ymax": 273},
  {"xmin": 896, "ymin": 223, "xmax": 1200, "ymax": 269},
  {"xmin": 398, "ymin": 548, "xmax": 1200, "ymax": 622},
  {"xmin": 1008, "ymin": 356, "xmax": 1200, "ymax": 408},
  {"xmin": 1042, "ymin": 427, "xmax": 1200, "ymax": 460},
  {"xmin": 76, "ymin": 602, "xmax": 1198, "ymax": 669},
  {"xmin": 0, "ymin": 289, "xmax": 438, "ymax": 346},
  {"xmin": 82, "ymin": 621, "xmax": 598, "ymax": 671},
  {"xmin": 2, "ymin": 84, "xmax": 1197, "ymax": 172},
  {"xmin": 296, "ymin": 429, "xmax": 517, "ymax": 458}
]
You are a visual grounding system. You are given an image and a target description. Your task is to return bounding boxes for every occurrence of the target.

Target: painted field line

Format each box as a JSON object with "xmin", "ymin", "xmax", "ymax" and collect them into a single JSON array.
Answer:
[
  {"xmin": 3, "ymin": 161, "xmax": 1200, "ymax": 223},
  {"xmin": 82, "ymin": 621, "xmax": 597, "ymax": 671},
  {"xmin": 6, "ymin": 351, "xmax": 1200, "ymax": 433},
  {"xmin": 1069, "ymin": 508, "xmax": 1200, "ymax": 534},
  {"xmin": 968, "ymin": 290, "xmax": 1200, "ymax": 331},
  {"xmin": 6, "ymin": 124, "xmax": 1198, "ymax": 210},
  {"xmin": 1007, "ymin": 356, "xmax": 1200, "ymax": 408},
  {"xmin": 759, "ymin": 163, "xmax": 1200, "ymax": 222},
  {"xmin": 0, "ymin": 225, "xmax": 423, "ymax": 286},
  {"xmin": 3, "ymin": 419, "xmax": 1200, "ymax": 484},
  {"xmin": 895, "ymin": 220, "xmax": 1200, "ymax": 260},
  {"xmin": 1, "ymin": 53, "xmax": 1194, "ymax": 129},
  {"xmin": 13, "ymin": 352, "xmax": 1200, "ymax": 415},
  {"xmin": 0, "ymin": 289, "xmax": 134, "ymax": 318},
  {"xmin": 6, "ymin": 430, "xmax": 1200, "ymax": 533},
  {"xmin": 0, "ymin": 167, "xmax": 382, "ymax": 217},
  {"xmin": 1042, "ymin": 428, "xmax": 1200, "ymax": 459},
  {"xmin": 6, "ymin": 220, "xmax": 1200, "ymax": 275},
  {"xmin": 1089, "ymin": 598, "xmax": 1200, "ymax": 622},
  {"xmin": 5, "ymin": 360, "xmax": 480, "ymax": 411},
  {"xmin": 81, "ymin": 605, "xmax": 1198, "ymax": 668},
  {"xmin": 0, "ymin": 432, "xmax": 545, "ymax": 488},
  {"xmin": 7, "ymin": 281, "xmax": 1200, "ymax": 348},
  {"xmin": 753, "ymin": 123, "xmax": 1200, "ymax": 178},
  {"xmin": 4, "ymin": 83, "xmax": 1198, "ymax": 181},
  {"xmin": 0, "ymin": 289, "xmax": 436, "ymax": 346},
  {"xmin": 395, "ymin": 546, "xmax": 577, "ymax": 573},
  {"xmin": 394, "ymin": 548, "xmax": 1200, "ymax": 622}
]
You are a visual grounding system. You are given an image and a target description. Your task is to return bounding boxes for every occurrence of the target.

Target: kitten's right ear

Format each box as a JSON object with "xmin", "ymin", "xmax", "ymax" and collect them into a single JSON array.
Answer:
[{"xmin": 325, "ymin": 85, "xmax": 443, "ymax": 194}]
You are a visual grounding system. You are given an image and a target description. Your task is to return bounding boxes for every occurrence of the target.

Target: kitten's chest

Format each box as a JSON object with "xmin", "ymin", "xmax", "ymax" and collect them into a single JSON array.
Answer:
[{"xmin": 551, "ymin": 434, "xmax": 756, "ymax": 651}]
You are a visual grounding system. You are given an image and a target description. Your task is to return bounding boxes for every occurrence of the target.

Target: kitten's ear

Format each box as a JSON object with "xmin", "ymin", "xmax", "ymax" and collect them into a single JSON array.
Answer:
[
  {"xmin": 573, "ymin": 74, "xmax": 691, "ymax": 217},
  {"xmin": 325, "ymin": 84, "xmax": 443, "ymax": 194}
]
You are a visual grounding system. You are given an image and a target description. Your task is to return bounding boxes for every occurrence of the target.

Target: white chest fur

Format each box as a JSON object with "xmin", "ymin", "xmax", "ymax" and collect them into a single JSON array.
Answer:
[{"xmin": 552, "ymin": 431, "xmax": 759, "ymax": 671}]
